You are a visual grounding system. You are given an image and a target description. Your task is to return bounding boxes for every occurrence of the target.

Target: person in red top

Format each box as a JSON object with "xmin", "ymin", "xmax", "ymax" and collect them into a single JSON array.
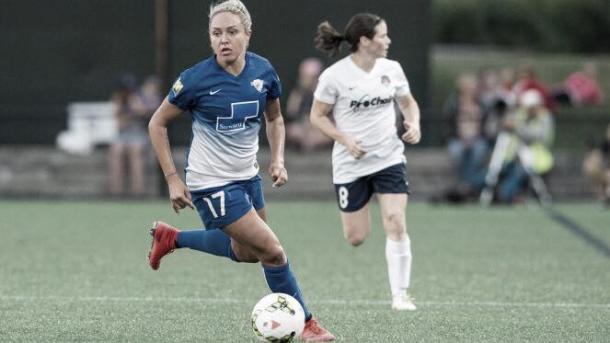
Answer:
[
  {"xmin": 553, "ymin": 62, "xmax": 605, "ymax": 107},
  {"xmin": 513, "ymin": 66, "xmax": 555, "ymax": 111}
]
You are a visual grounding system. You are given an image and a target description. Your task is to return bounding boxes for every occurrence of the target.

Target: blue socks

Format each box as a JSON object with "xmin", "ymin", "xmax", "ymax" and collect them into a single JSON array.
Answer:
[
  {"xmin": 177, "ymin": 230, "xmax": 312, "ymax": 321},
  {"xmin": 263, "ymin": 262, "xmax": 312, "ymax": 321},
  {"xmin": 176, "ymin": 229, "xmax": 238, "ymax": 262}
]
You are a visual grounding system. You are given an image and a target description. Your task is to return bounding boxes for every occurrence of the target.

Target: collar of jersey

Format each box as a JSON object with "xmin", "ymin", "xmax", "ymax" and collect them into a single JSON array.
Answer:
[
  {"xmin": 212, "ymin": 51, "xmax": 251, "ymax": 79},
  {"xmin": 348, "ymin": 55, "xmax": 378, "ymax": 76}
]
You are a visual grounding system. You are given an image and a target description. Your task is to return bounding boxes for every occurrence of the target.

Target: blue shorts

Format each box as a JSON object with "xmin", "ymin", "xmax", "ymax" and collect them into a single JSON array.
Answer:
[
  {"xmin": 334, "ymin": 163, "xmax": 410, "ymax": 212},
  {"xmin": 191, "ymin": 175, "xmax": 265, "ymax": 229}
]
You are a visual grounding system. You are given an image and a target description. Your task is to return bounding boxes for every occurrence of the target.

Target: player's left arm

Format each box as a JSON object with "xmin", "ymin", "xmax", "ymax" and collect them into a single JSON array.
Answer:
[
  {"xmin": 264, "ymin": 98, "xmax": 288, "ymax": 188},
  {"xmin": 396, "ymin": 94, "xmax": 422, "ymax": 144}
]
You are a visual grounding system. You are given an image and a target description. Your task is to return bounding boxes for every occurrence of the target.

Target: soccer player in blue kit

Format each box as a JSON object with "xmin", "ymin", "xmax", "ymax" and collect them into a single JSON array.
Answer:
[{"xmin": 147, "ymin": 1, "xmax": 334, "ymax": 341}]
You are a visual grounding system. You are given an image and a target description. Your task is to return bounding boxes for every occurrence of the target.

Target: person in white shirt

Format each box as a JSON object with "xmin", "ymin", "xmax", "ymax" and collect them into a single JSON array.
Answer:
[{"xmin": 310, "ymin": 13, "xmax": 421, "ymax": 311}]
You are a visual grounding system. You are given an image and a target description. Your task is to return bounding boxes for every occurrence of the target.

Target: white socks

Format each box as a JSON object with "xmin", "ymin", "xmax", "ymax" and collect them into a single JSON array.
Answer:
[{"xmin": 385, "ymin": 235, "xmax": 412, "ymax": 296}]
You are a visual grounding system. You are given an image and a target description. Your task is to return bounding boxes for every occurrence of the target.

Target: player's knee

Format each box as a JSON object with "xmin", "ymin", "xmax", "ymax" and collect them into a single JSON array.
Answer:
[
  {"xmin": 239, "ymin": 255, "xmax": 259, "ymax": 263},
  {"xmin": 345, "ymin": 232, "xmax": 366, "ymax": 246},
  {"xmin": 259, "ymin": 244, "xmax": 286, "ymax": 266},
  {"xmin": 231, "ymin": 244, "xmax": 259, "ymax": 263},
  {"xmin": 383, "ymin": 211, "xmax": 405, "ymax": 231}
]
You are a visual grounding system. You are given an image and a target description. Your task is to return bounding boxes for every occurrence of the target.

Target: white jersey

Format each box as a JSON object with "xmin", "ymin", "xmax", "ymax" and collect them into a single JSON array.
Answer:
[{"xmin": 314, "ymin": 56, "xmax": 411, "ymax": 183}]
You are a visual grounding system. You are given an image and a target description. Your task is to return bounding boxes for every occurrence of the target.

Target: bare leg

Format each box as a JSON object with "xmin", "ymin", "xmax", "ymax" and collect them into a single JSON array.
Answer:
[
  {"xmin": 339, "ymin": 203, "xmax": 372, "ymax": 246},
  {"xmin": 229, "ymin": 207, "xmax": 268, "ymax": 263},
  {"xmin": 127, "ymin": 144, "xmax": 146, "ymax": 195},
  {"xmin": 108, "ymin": 143, "xmax": 125, "ymax": 195},
  {"xmin": 377, "ymin": 193, "xmax": 408, "ymax": 240},
  {"xmin": 378, "ymin": 193, "xmax": 414, "ymax": 310},
  {"xmin": 224, "ymin": 208, "xmax": 285, "ymax": 266}
]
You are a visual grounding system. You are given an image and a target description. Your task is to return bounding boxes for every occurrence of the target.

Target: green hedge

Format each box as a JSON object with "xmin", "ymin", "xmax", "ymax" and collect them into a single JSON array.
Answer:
[{"xmin": 433, "ymin": 0, "xmax": 610, "ymax": 53}]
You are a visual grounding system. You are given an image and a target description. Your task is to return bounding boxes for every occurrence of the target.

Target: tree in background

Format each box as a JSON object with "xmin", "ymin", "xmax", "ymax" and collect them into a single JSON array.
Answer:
[{"xmin": 433, "ymin": 0, "xmax": 610, "ymax": 53}]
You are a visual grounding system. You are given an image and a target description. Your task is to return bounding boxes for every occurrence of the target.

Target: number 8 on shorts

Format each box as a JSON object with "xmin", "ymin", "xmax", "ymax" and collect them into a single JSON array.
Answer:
[{"xmin": 338, "ymin": 186, "xmax": 349, "ymax": 209}]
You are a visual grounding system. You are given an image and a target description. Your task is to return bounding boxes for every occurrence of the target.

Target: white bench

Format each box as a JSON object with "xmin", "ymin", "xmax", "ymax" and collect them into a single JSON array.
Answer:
[{"xmin": 56, "ymin": 102, "xmax": 117, "ymax": 155}]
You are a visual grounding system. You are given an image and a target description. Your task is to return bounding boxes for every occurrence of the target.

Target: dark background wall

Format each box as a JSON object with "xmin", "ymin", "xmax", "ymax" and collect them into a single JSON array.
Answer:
[
  {"xmin": 0, "ymin": 0, "xmax": 430, "ymax": 145},
  {"xmin": 1, "ymin": 0, "xmax": 156, "ymax": 144}
]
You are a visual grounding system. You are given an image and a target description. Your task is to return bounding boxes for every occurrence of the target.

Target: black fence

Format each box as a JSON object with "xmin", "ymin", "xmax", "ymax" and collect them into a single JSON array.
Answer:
[{"xmin": 0, "ymin": 0, "xmax": 431, "ymax": 145}]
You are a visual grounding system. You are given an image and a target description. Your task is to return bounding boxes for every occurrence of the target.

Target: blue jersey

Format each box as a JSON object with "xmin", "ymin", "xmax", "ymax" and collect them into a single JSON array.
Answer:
[{"xmin": 168, "ymin": 52, "xmax": 282, "ymax": 191}]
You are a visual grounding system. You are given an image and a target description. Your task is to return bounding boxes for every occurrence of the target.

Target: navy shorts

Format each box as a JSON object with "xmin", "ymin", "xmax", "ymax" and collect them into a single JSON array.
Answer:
[
  {"xmin": 191, "ymin": 175, "xmax": 265, "ymax": 229},
  {"xmin": 334, "ymin": 163, "xmax": 410, "ymax": 212}
]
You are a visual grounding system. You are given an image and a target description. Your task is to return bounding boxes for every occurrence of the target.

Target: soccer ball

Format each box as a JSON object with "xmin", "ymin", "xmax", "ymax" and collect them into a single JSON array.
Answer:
[{"xmin": 251, "ymin": 293, "xmax": 305, "ymax": 342}]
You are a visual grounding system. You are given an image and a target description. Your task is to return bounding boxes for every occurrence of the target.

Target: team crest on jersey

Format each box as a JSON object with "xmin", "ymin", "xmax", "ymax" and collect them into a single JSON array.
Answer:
[
  {"xmin": 381, "ymin": 75, "xmax": 391, "ymax": 87},
  {"xmin": 172, "ymin": 78, "xmax": 184, "ymax": 94},
  {"xmin": 250, "ymin": 79, "xmax": 264, "ymax": 93}
]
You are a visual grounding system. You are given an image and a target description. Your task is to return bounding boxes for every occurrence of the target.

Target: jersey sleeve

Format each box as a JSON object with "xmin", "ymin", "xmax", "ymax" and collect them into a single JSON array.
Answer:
[
  {"xmin": 267, "ymin": 69, "xmax": 282, "ymax": 100},
  {"xmin": 167, "ymin": 69, "xmax": 196, "ymax": 111},
  {"xmin": 313, "ymin": 70, "xmax": 338, "ymax": 105},
  {"xmin": 393, "ymin": 62, "xmax": 411, "ymax": 97}
]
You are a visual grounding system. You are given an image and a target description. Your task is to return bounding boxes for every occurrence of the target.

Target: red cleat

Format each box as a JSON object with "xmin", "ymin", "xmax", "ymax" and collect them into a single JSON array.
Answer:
[
  {"xmin": 301, "ymin": 317, "xmax": 335, "ymax": 342},
  {"xmin": 148, "ymin": 221, "xmax": 179, "ymax": 270}
]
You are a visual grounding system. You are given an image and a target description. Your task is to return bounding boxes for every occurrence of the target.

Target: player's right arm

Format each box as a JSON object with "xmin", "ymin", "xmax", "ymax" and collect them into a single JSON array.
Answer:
[
  {"xmin": 149, "ymin": 97, "xmax": 194, "ymax": 213},
  {"xmin": 310, "ymin": 99, "xmax": 365, "ymax": 159}
]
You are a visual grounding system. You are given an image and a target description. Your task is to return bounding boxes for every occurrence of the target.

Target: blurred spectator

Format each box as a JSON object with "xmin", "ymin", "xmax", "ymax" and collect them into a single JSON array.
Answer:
[
  {"xmin": 477, "ymin": 68, "xmax": 500, "ymax": 112},
  {"xmin": 480, "ymin": 67, "xmax": 516, "ymax": 143},
  {"xmin": 497, "ymin": 90, "xmax": 554, "ymax": 203},
  {"xmin": 107, "ymin": 74, "xmax": 160, "ymax": 196},
  {"xmin": 552, "ymin": 62, "xmax": 605, "ymax": 107},
  {"xmin": 285, "ymin": 57, "xmax": 332, "ymax": 152},
  {"xmin": 498, "ymin": 67, "xmax": 517, "ymax": 107},
  {"xmin": 441, "ymin": 73, "xmax": 489, "ymax": 199},
  {"xmin": 582, "ymin": 124, "xmax": 610, "ymax": 205},
  {"xmin": 513, "ymin": 65, "xmax": 555, "ymax": 111},
  {"xmin": 134, "ymin": 76, "xmax": 162, "ymax": 115}
]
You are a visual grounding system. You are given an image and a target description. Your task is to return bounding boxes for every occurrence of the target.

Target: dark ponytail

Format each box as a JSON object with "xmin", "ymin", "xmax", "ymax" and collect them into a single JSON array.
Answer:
[
  {"xmin": 314, "ymin": 13, "xmax": 383, "ymax": 57},
  {"xmin": 314, "ymin": 21, "xmax": 345, "ymax": 57}
]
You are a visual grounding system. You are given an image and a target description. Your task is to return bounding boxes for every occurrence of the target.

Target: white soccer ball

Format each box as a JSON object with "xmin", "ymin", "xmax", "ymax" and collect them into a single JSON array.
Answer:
[{"xmin": 251, "ymin": 293, "xmax": 305, "ymax": 342}]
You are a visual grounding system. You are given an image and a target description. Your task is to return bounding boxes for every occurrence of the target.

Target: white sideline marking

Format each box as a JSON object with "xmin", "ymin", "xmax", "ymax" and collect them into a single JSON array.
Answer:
[{"xmin": 1, "ymin": 295, "xmax": 609, "ymax": 309}]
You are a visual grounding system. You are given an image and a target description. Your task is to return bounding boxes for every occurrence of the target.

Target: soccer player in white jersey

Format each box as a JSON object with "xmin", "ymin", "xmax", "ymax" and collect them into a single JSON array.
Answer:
[
  {"xmin": 310, "ymin": 13, "xmax": 422, "ymax": 310},
  {"xmin": 146, "ymin": 1, "xmax": 334, "ymax": 340}
]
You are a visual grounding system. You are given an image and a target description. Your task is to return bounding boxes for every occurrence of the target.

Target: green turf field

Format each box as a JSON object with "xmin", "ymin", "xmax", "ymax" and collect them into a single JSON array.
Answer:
[{"xmin": 0, "ymin": 200, "xmax": 608, "ymax": 342}]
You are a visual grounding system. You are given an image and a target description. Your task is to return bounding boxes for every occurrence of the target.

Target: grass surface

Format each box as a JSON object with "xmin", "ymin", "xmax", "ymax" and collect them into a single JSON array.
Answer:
[{"xmin": 0, "ymin": 200, "xmax": 609, "ymax": 342}]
